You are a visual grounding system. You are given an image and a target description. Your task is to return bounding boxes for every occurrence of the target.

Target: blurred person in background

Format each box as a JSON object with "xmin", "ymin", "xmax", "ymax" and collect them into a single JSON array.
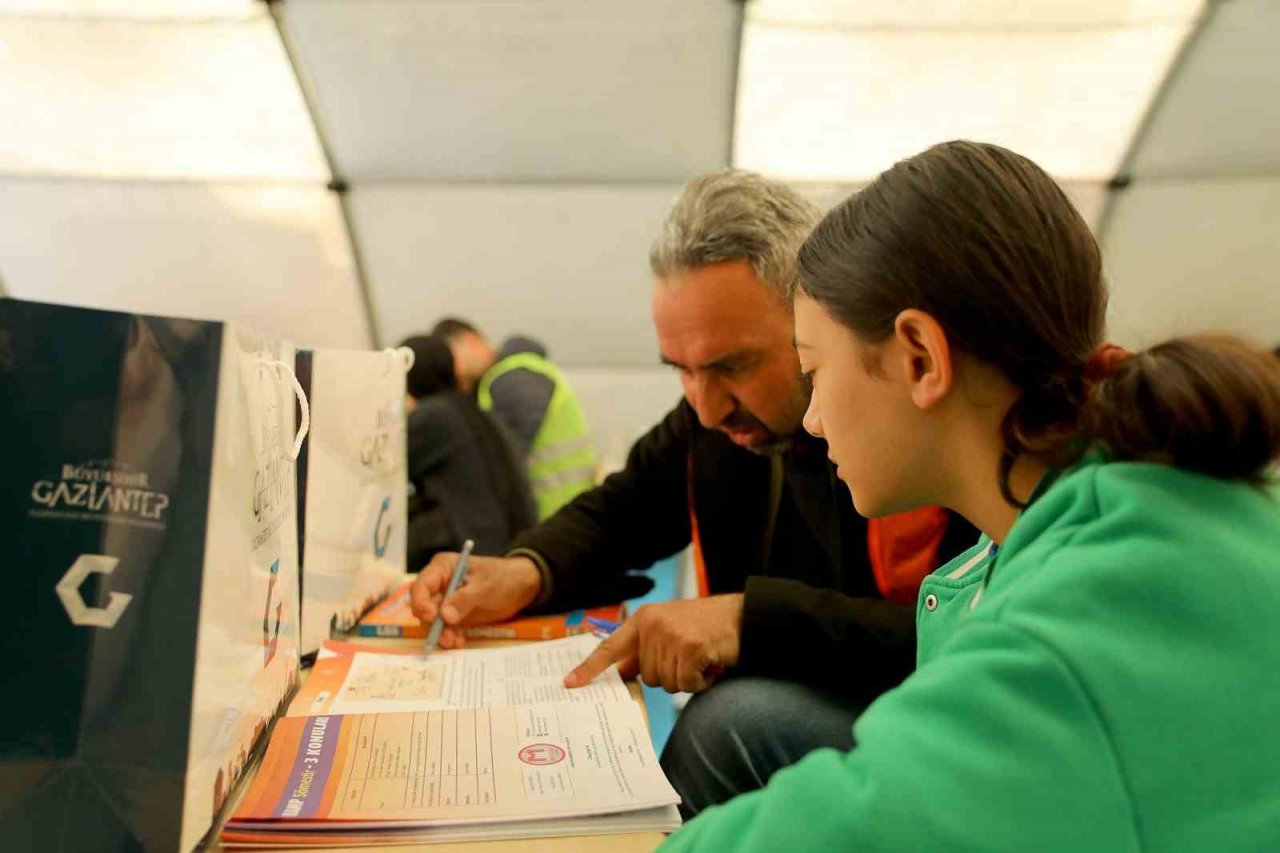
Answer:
[
  {"xmin": 434, "ymin": 318, "xmax": 598, "ymax": 519},
  {"xmin": 400, "ymin": 334, "xmax": 536, "ymax": 569}
]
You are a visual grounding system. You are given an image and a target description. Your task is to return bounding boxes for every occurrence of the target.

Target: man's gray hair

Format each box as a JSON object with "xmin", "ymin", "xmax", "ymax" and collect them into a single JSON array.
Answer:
[{"xmin": 649, "ymin": 169, "xmax": 821, "ymax": 297}]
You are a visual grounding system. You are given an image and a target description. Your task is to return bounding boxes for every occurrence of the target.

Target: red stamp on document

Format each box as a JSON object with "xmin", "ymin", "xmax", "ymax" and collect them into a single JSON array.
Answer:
[{"xmin": 518, "ymin": 743, "xmax": 566, "ymax": 766}]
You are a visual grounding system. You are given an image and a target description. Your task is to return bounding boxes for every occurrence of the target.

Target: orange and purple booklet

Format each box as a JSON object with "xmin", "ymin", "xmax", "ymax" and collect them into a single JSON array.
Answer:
[
  {"xmin": 356, "ymin": 580, "xmax": 625, "ymax": 641},
  {"xmin": 221, "ymin": 700, "xmax": 681, "ymax": 846}
]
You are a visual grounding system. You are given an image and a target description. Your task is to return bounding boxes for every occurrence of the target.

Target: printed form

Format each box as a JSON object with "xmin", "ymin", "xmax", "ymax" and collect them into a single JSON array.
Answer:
[
  {"xmin": 229, "ymin": 700, "xmax": 679, "ymax": 827},
  {"xmin": 289, "ymin": 634, "xmax": 628, "ymax": 716}
]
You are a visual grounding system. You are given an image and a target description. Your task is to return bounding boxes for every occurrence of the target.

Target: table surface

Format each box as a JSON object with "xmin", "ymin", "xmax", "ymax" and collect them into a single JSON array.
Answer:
[{"xmin": 208, "ymin": 634, "xmax": 667, "ymax": 853}]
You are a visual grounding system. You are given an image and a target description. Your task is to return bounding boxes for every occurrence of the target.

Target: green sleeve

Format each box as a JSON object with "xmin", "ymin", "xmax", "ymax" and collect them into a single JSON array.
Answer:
[{"xmin": 661, "ymin": 620, "xmax": 1140, "ymax": 853}]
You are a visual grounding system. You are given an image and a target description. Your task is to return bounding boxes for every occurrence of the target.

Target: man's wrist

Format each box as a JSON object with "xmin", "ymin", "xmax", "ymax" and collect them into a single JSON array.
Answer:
[{"xmin": 506, "ymin": 548, "xmax": 554, "ymax": 609}]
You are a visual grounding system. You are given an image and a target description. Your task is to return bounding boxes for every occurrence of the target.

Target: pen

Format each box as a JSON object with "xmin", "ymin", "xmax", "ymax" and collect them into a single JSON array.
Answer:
[
  {"xmin": 586, "ymin": 616, "xmax": 620, "ymax": 637},
  {"xmin": 424, "ymin": 539, "xmax": 474, "ymax": 657}
]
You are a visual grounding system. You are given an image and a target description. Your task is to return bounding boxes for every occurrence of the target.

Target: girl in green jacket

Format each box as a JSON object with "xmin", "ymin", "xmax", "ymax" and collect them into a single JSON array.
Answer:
[{"xmin": 662, "ymin": 141, "xmax": 1280, "ymax": 852}]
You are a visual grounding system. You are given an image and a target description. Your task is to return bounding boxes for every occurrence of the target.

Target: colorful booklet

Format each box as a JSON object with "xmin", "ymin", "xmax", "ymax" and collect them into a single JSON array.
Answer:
[
  {"xmin": 221, "ymin": 804, "xmax": 681, "ymax": 846},
  {"xmin": 356, "ymin": 579, "xmax": 626, "ymax": 640},
  {"xmin": 220, "ymin": 635, "xmax": 680, "ymax": 846},
  {"xmin": 225, "ymin": 701, "xmax": 678, "ymax": 828}
]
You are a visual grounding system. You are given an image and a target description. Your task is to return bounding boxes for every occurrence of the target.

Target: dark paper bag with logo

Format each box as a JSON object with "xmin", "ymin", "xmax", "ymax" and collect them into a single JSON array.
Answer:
[
  {"xmin": 294, "ymin": 347, "xmax": 409, "ymax": 656},
  {"xmin": 0, "ymin": 297, "xmax": 304, "ymax": 852}
]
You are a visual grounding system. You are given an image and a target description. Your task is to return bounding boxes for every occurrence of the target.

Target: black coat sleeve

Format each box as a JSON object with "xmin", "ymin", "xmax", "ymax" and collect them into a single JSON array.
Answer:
[
  {"xmin": 736, "ymin": 577, "xmax": 918, "ymax": 702},
  {"xmin": 406, "ymin": 400, "xmax": 459, "ymax": 482},
  {"xmin": 510, "ymin": 400, "xmax": 695, "ymax": 611}
]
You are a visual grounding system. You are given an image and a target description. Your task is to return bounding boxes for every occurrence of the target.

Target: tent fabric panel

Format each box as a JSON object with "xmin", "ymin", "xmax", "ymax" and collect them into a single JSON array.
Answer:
[
  {"xmin": 0, "ymin": 0, "xmax": 261, "ymax": 19},
  {"xmin": 351, "ymin": 183, "xmax": 680, "ymax": 367},
  {"xmin": 280, "ymin": 0, "xmax": 738, "ymax": 182},
  {"xmin": 746, "ymin": 0, "xmax": 1201, "ymax": 28},
  {"xmin": 733, "ymin": 18, "xmax": 1192, "ymax": 183},
  {"xmin": 0, "ymin": 178, "xmax": 369, "ymax": 349},
  {"xmin": 1103, "ymin": 178, "xmax": 1280, "ymax": 349},
  {"xmin": 0, "ymin": 15, "xmax": 325, "ymax": 181},
  {"xmin": 1121, "ymin": 0, "xmax": 1280, "ymax": 179}
]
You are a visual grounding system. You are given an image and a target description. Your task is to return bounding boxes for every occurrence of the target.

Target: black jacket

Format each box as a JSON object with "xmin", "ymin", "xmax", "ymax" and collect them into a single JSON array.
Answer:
[
  {"xmin": 406, "ymin": 392, "xmax": 537, "ymax": 568},
  {"xmin": 511, "ymin": 399, "xmax": 977, "ymax": 700}
]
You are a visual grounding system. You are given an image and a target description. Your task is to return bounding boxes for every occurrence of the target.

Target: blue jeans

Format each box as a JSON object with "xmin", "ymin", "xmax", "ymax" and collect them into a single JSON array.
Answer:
[{"xmin": 659, "ymin": 677, "xmax": 862, "ymax": 819}]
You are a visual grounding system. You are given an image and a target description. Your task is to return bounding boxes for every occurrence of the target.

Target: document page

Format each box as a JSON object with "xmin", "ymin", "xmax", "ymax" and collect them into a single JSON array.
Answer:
[
  {"xmin": 288, "ymin": 634, "xmax": 628, "ymax": 716},
  {"xmin": 228, "ymin": 700, "xmax": 679, "ymax": 827}
]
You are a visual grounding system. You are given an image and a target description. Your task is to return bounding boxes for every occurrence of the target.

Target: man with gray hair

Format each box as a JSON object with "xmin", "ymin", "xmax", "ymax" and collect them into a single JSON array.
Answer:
[{"xmin": 411, "ymin": 170, "xmax": 976, "ymax": 817}]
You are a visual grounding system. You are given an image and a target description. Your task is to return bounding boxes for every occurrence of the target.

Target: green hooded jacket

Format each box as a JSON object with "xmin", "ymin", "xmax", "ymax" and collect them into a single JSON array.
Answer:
[{"xmin": 663, "ymin": 457, "xmax": 1280, "ymax": 852}]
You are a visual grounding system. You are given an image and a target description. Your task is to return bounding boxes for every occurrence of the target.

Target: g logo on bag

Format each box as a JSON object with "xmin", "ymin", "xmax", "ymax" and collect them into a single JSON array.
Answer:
[
  {"xmin": 373, "ymin": 495, "xmax": 392, "ymax": 558},
  {"xmin": 262, "ymin": 558, "xmax": 282, "ymax": 667},
  {"xmin": 56, "ymin": 554, "xmax": 132, "ymax": 629}
]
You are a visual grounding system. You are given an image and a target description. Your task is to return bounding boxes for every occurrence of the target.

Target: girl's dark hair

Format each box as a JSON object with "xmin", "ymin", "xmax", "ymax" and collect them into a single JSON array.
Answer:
[{"xmin": 796, "ymin": 140, "xmax": 1280, "ymax": 502}]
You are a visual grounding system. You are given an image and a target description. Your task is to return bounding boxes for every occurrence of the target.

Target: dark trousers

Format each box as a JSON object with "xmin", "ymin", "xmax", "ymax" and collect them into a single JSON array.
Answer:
[{"xmin": 659, "ymin": 677, "xmax": 862, "ymax": 820}]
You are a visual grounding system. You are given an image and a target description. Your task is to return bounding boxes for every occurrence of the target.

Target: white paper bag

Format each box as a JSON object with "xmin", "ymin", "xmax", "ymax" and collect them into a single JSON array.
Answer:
[
  {"xmin": 294, "ymin": 347, "xmax": 410, "ymax": 656},
  {"xmin": 185, "ymin": 327, "xmax": 306, "ymax": 848}
]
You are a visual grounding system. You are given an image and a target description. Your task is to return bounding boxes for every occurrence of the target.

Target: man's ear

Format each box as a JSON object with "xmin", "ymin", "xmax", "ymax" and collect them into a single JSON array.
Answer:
[{"xmin": 893, "ymin": 309, "xmax": 953, "ymax": 411}]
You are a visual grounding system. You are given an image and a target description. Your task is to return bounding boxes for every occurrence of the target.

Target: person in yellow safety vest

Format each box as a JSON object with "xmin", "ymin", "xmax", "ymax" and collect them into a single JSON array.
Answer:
[{"xmin": 432, "ymin": 318, "xmax": 598, "ymax": 520}]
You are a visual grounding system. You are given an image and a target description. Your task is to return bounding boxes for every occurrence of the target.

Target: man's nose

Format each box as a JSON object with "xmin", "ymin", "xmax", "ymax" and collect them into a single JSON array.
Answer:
[{"xmin": 685, "ymin": 373, "xmax": 735, "ymax": 429}]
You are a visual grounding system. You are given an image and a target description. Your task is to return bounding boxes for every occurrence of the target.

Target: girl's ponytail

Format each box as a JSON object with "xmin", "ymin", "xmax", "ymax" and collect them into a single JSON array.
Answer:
[{"xmin": 1083, "ymin": 336, "xmax": 1280, "ymax": 482}]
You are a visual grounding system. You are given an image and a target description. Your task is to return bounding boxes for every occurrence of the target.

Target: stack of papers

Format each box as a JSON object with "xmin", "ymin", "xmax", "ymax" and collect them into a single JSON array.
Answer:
[{"xmin": 221, "ymin": 636, "xmax": 681, "ymax": 847}]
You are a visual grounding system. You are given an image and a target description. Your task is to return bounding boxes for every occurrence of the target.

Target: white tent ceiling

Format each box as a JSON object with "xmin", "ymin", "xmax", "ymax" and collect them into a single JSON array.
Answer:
[
  {"xmin": 0, "ymin": 0, "xmax": 1275, "ymax": 369},
  {"xmin": 278, "ymin": 0, "xmax": 737, "ymax": 183},
  {"xmin": 0, "ymin": 13, "xmax": 323, "ymax": 179},
  {"xmin": 734, "ymin": 0, "xmax": 1199, "ymax": 183},
  {"xmin": 275, "ymin": 0, "xmax": 738, "ymax": 362},
  {"xmin": 1101, "ymin": 0, "xmax": 1280, "ymax": 347}
]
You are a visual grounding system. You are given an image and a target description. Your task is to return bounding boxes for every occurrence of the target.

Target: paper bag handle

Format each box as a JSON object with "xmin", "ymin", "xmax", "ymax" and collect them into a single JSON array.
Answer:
[
  {"xmin": 385, "ymin": 346, "xmax": 415, "ymax": 374},
  {"xmin": 259, "ymin": 359, "xmax": 310, "ymax": 461}
]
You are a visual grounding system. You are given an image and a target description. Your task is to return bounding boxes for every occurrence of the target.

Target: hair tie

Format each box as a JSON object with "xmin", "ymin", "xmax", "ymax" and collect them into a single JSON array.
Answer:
[{"xmin": 1084, "ymin": 343, "xmax": 1134, "ymax": 382}]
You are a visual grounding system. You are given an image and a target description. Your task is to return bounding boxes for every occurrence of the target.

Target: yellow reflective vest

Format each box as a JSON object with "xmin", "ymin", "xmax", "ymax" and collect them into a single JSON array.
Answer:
[{"xmin": 477, "ymin": 352, "xmax": 597, "ymax": 519}]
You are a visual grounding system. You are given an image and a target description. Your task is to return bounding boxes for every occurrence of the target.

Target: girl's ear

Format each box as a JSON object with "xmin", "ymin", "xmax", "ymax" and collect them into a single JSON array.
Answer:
[{"xmin": 893, "ymin": 309, "xmax": 953, "ymax": 411}]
